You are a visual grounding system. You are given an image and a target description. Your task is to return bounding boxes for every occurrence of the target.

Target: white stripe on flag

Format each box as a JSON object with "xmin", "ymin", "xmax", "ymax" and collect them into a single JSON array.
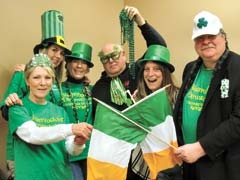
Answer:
[
  {"xmin": 88, "ymin": 129, "xmax": 136, "ymax": 167},
  {"xmin": 139, "ymin": 115, "xmax": 178, "ymax": 179},
  {"xmin": 140, "ymin": 115, "xmax": 177, "ymax": 153}
]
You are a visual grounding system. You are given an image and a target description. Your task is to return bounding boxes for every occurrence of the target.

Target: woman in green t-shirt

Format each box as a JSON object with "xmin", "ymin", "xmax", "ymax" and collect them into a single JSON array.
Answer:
[
  {"xmin": 1, "ymin": 37, "xmax": 70, "ymax": 179},
  {"xmin": 1, "ymin": 10, "xmax": 72, "ymax": 179},
  {"xmin": 61, "ymin": 42, "xmax": 94, "ymax": 180},
  {"xmin": 8, "ymin": 53, "xmax": 92, "ymax": 180}
]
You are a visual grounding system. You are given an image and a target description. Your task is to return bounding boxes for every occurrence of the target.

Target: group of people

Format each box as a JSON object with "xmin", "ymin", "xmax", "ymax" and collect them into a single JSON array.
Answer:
[
  {"xmin": 1, "ymin": 9, "xmax": 94, "ymax": 180},
  {"xmin": 1, "ymin": 5, "xmax": 240, "ymax": 180}
]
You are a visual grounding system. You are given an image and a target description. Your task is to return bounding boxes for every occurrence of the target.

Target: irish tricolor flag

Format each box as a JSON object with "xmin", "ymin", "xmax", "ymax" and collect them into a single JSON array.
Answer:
[{"xmin": 87, "ymin": 87, "xmax": 179, "ymax": 180}]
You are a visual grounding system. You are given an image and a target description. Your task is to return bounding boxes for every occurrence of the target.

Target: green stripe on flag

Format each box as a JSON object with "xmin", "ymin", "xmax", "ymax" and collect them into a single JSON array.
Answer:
[
  {"xmin": 94, "ymin": 104, "xmax": 146, "ymax": 144},
  {"xmin": 123, "ymin": 89, "xmax": 172, "ymax": 127},
  {"xmin": 94, "ymin": 87, "xmax": 172, "ymax": 145},
  {"xmin": 90, "ymin": 87, "xmax": 178, "ymax": 179}
]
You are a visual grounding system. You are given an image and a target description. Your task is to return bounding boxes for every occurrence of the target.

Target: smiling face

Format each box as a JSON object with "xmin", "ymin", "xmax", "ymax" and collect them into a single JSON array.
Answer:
[
  {"xmin": 66, "ymin": 59, "xmax": 89, "ymax": 80},
  {"xmin": 99, "ymin": 43, "xmax": 127, "ymax": 77},
  {"xmin": 194, "ymin": 32, "xmax": 226, "ymax": 69},
  {"xmin": 143, "ymin": 61, "xmax": 163, "ymax": 92},
  {"xmin": 45, "ymin": 44, "xmax": 65, "ymax": 68},
  {"xmin": 26, "ymin": 66, "xmax": 54, "ymax": 104}
]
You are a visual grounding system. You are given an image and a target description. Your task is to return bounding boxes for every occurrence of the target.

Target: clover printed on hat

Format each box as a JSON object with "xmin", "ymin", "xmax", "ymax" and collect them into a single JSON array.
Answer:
[
  {"xmin": 33, "ymin": 10, "xmax": 71, "ymax": 55},
  {"xmin": 192, "ymin": 11, "xmax": 223, "ymax": 40}
]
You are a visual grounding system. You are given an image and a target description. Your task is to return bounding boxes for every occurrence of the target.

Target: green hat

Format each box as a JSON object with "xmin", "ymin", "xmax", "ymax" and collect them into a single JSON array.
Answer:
[
  {"xmin": 33, "ymin": 10, "xmax": 71, "ymax": 55},
  {"xmin": 65, "ymin": 42, "xmax": 94, "ymax": 68},
  {"xmin": 138, "ymin": 45, "xmax": 175, "ymax": 73}
]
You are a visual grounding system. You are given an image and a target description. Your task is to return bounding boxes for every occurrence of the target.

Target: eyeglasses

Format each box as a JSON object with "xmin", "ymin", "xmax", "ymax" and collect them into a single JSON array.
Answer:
[{"xmin": 100, "ymin": 51, "xmax": 121, "ymax": 64}]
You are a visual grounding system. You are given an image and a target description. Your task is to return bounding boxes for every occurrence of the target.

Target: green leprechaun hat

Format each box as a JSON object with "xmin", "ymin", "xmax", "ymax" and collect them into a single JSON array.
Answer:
[
  {"xmin": 137, "ymin": 45, "xmax": 175, "ymax": 73},
  {"xmin": 65, "ymin": 42, "xmax": 94, "ymax": 68},
  {"xmin": 33, "ymin": 10, "xmax": 71, "ymax": 55}
]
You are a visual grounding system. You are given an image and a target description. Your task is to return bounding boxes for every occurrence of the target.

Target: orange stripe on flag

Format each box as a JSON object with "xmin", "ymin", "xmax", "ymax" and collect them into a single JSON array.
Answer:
[
  {"xmin": 87, "ymin": 157, "xmax": 128, "ymax": 180},
  {"xmin": 143, "ymin": 141, "xmax": 179, "ymax": 179}
]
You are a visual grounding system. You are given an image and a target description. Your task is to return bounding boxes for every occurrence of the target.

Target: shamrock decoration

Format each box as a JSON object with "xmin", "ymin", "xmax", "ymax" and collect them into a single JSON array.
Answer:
[
  {"xmin": 197, "ymin": 18, "xmax": 208, "ymax": 29},
  {"xmin": 220, "ymin": 78, "xmax": 229, "ymax": 98},
  {"xmin": 57, "ymin": 14, "xmax": 63, "ymax": 22}
]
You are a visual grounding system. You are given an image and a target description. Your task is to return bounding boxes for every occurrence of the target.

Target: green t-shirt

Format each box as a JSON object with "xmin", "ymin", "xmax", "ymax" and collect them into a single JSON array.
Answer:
[
  {"xmin": 2, "ymin": 71, "xmax": 62, "ymax": 162},
  {"xmin": 1, "ymin": 71, "xmax": 27, "ymax": 161},
  {"xmin": 182, "ymin": 65, "xmax": 213, "ymax": 143},
  {"xmin": 6, "ymin": 130, "xmax": 14, "ymax": 160},
  {"xmin": 61, "ymin": 81, "xmax": 93, "ymax": 162},
  {"xmin": 9, "ymin": 96, "xmax": 73, "ymax": 180}
]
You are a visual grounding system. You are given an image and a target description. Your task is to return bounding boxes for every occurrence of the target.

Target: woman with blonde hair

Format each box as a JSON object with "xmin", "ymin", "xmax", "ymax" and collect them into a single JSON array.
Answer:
[{"xmin": 8, "ymin": 53, "xmax": 92, "ymax": 180}]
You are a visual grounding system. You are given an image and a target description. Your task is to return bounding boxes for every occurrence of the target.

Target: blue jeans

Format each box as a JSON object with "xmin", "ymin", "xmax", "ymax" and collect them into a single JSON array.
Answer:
[{"xmin": 70, "ymin": 159, "xmax": 87, "ymax": 180}]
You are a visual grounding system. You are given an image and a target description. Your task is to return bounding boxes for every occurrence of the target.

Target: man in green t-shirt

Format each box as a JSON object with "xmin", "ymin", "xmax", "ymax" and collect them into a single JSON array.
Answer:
[{"xmin": 174, "ymin": 11, "xmax": 240, "ymax": 180}]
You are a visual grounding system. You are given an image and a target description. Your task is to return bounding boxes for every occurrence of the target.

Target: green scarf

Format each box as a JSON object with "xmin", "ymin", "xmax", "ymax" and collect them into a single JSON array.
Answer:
[{"xmin": 110, "ymin": 77, "xmax": 132, "ymax": 106}]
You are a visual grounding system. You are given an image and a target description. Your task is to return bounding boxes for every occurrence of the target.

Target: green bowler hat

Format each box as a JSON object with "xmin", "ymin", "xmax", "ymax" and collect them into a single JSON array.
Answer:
[
  {"xmin": 65, "ymin": 42, "xmax": 94, "ymax": 68},
  {"xmin": 33, "ymin": 10, "xmax": 70, "ymax": 55},
  {"xmin": 138, "ymin": 45, "xmax": 175, "ymax": 73}
]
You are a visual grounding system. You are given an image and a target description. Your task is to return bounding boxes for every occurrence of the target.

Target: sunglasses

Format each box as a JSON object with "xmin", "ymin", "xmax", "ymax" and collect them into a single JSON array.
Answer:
[{"xmin": 100, "ymin": 51, "xmax": 122, "ymax": 64}]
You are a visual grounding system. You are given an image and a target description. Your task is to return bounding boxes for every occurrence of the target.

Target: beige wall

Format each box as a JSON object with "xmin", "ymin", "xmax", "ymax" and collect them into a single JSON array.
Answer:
[{"xmin": 1, "ymin": 0, "xmax": 240, "ymax": 177}]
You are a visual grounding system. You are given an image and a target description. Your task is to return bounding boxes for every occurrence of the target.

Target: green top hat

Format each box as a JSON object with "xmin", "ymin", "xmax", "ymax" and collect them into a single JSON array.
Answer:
[
  {"xmin": 138, "ymin": 45, "xmax": 175, "ymax": 73},
  {"xmin": 65, "ymin": 42, "xmax": 94, "ymax": 68},
  {"xmin": 33, "ymin": 10, "xmax": 70, "ymax": 55}
]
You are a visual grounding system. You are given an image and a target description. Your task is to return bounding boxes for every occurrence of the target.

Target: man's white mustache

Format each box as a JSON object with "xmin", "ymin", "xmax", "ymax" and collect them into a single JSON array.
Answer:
[{"xmin": 201, "ymin": 45, "xmax": 215, "ymax": 50}]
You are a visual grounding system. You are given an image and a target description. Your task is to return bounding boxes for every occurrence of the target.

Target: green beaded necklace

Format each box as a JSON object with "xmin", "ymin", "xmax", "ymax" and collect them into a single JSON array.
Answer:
[
  {"xmin": 119, "ymin": 9, "xmax": 135, "ymax": 79},
  {"xmin": 65, "ymin": 82, "xmax": 91, "ymax": 123}
]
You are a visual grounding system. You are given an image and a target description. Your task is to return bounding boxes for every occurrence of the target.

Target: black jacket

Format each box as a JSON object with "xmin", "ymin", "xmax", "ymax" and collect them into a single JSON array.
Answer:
[{"xmin": 173, "ymin": 50, "xmax": 240, "ymax": 180}]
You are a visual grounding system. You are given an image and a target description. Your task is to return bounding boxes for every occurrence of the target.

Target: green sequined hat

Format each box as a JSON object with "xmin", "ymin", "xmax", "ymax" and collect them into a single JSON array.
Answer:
[
  {"xmin": 33, "ymin": 10, "xmax": 71, "ymax": 54},
  {"xmin": 65, "ymin": 42, "xmax": 94, "ymax": 68},
  {"xmin": 26, "ymin": 53, "xmax": 54, "ymax": 71},
  {"xmin": 137, "ymin": 45, "xmax": 175, "ymax": 73}
]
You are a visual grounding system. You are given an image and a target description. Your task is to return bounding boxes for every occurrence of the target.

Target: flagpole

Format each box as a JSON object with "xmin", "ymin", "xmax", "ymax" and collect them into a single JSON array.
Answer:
[
  {"xmin": 126, "ymin": 90, "xmax": 136, "ymax": 104},
  {"xmin": 123, "ymin": 84, "xmax": 171, "ymax": 112},
  {"xmin": 93, "ymin": 97, "xmax": 177, "ymax": 150}
]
